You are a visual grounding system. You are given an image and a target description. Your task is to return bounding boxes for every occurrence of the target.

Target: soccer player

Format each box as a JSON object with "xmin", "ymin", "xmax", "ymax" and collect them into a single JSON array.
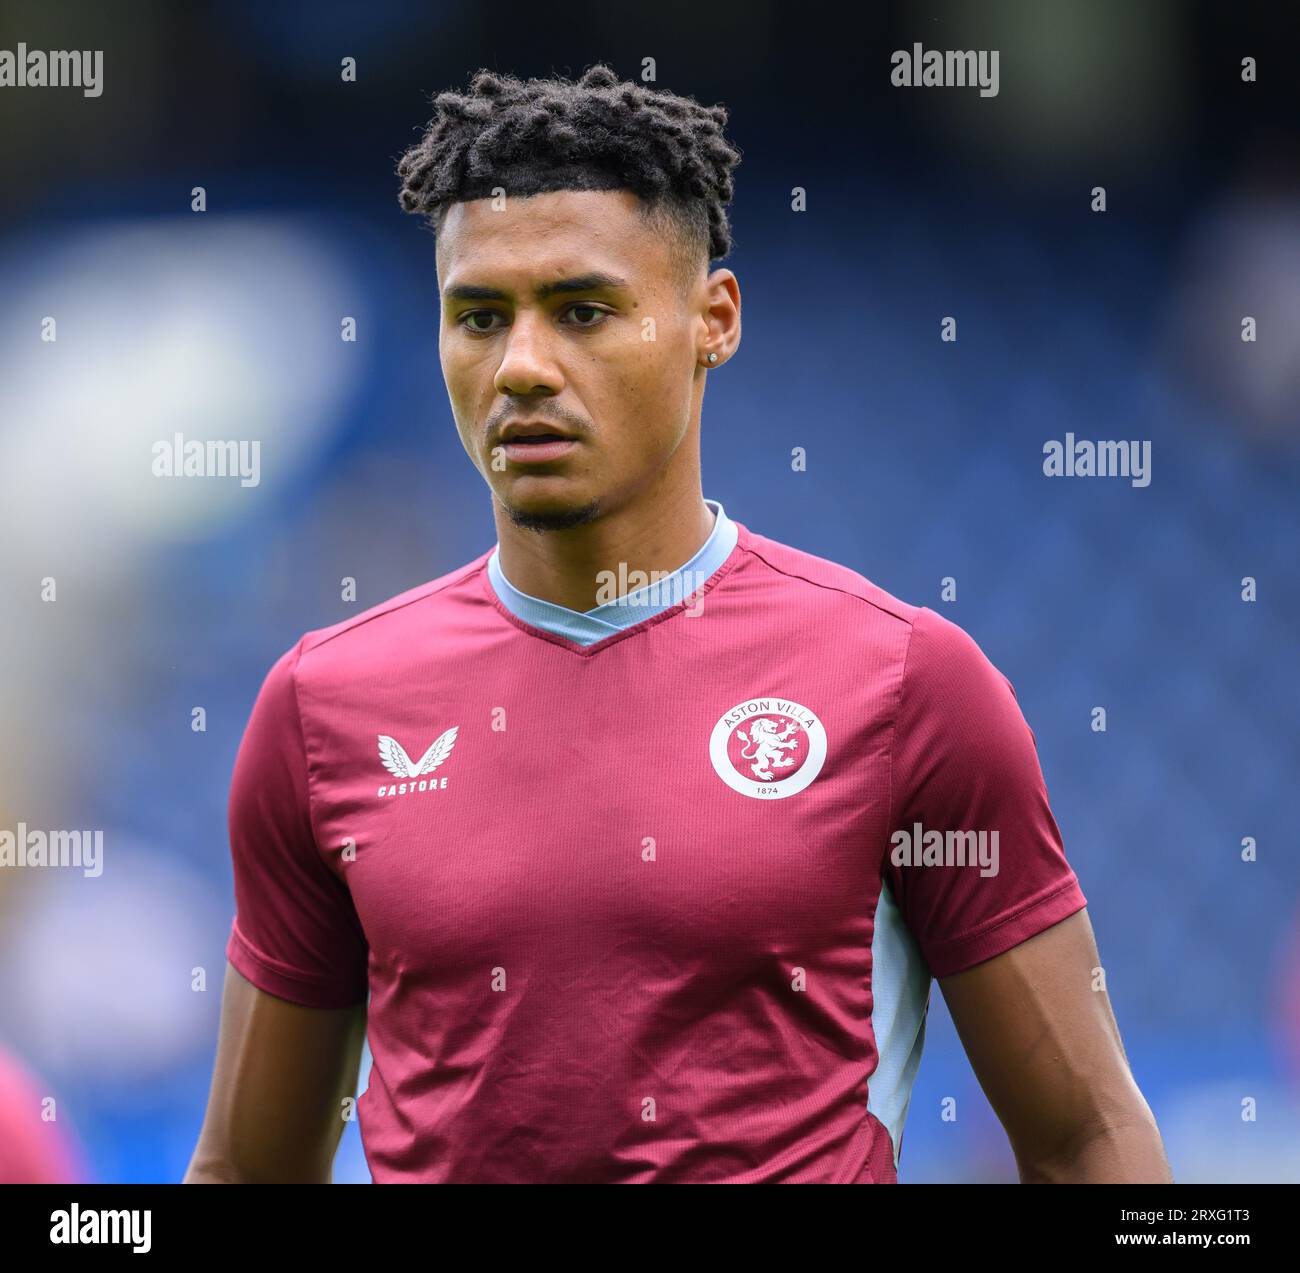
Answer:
[{"xmin": 186, "ymin": 64, "xmax": 1170, "ymax": 1184}]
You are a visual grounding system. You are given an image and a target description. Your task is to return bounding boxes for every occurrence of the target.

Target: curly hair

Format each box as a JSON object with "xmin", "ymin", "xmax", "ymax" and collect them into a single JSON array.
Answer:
[{"xmin": 395, "ymin": 63, "xmax": 742, "ymax": 283}]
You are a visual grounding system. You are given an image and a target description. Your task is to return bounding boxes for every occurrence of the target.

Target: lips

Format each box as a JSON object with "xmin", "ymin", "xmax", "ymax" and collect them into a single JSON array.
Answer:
[
  {"xmin": 502, "ymin": 433, "xmax": 570, "ymax": 445},
  {"xmin": 495, "ymin": 420, "xmax": 579, "ymax": 465},
  {"xmin": 499, "ymin": 436, "xmax": 577, "ymax": 463},
  {"xmin": 498, "ymin": 421, "xmax": 576, "ymax": 444}
]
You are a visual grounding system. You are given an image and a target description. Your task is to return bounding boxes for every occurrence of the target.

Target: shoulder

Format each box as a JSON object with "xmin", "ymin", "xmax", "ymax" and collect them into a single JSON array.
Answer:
[
  {"xmin": 734, "ymin": 522, "xmax": 920, "ymax": 627},
  {"xmin": 901, "ymin": 604, "xmax": 1006, "ymax": 687},
  {"xmin": 244, "ymin": 551, "xmax": 491, "ymax": 707},
  {"xmin": 293, "ymin": 550, "xmax": 491, "ymax": 668},
  {"xmin": 733, "ymin": 522, "xmax": 1006, "ymax": 693}
]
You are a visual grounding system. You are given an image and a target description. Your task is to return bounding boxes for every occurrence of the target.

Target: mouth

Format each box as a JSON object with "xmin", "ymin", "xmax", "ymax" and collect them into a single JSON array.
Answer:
[
  {"xmin": 500, "ymin": 438, "xmax": 578, "ymax": 463},
  {"xmin": 496, "ymin": 422, "xmax": 580, "ymax": 465}
]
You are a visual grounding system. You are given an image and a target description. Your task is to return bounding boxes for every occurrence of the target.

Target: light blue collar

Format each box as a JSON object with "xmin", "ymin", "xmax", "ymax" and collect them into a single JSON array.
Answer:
[{"xmin": 487, "ymin": 499, "xmax": 737, "ymax": 646}]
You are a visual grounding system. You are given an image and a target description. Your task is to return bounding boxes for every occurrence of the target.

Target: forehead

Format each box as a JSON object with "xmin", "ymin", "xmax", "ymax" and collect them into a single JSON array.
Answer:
[{"xmin": 436, "ymin": 188, "xmax": 668, "ymax": 287}]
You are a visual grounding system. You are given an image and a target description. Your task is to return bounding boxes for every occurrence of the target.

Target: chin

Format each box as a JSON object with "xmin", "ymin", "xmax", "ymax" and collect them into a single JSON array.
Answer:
[{"xmin": 498, "ymin": 489, "xmax": 602, "ymax": 533}]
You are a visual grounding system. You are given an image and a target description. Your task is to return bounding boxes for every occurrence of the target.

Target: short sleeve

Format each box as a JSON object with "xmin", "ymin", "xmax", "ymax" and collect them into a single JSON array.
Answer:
[
  {"xmin": 224, "ymin": 638, "xmax": 370, "ymax": 1008},
  {"xmin": 883, "ymin": 607, "xmax": 1087, "ymax": 978}
]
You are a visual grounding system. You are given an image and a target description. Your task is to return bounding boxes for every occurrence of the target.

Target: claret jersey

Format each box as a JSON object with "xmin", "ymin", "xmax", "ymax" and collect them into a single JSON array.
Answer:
[{"xmin": 224, "ymin": 505, "xmax": 1086, "ymax": 1183}]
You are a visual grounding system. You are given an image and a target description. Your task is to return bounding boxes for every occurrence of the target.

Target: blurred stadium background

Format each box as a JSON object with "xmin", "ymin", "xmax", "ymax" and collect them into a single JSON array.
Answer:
[{"xmin": 0, "ymin": 0, "xmax": 1297, "ymax": 1182}]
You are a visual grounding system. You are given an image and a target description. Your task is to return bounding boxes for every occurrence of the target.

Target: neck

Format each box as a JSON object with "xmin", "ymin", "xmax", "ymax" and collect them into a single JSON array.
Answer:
[{"xmin": 493, "ymin": 480, "xmax": 716, "ymax": 613}]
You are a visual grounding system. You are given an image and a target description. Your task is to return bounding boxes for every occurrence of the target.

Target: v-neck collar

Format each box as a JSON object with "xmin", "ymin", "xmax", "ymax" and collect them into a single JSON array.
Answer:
[
  {"xmin": 481, "ymin": 502, "xmax": 745, "ymax": 656},
  {"xmin": 485, "ymin": 499, "xmax": 737, "ymax": 647}
]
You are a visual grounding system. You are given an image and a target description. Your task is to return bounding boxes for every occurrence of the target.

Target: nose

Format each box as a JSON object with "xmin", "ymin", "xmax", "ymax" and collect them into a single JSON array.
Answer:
[{"xmin": 493, "ymin": 310, "xmax": 565, "ymax": 398}]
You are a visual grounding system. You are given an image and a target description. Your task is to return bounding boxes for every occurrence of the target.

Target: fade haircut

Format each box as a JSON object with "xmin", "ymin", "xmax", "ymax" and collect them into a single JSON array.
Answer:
[{"xmin": 395, "ymin": 63, "xmax": 742, "ymax": 290}]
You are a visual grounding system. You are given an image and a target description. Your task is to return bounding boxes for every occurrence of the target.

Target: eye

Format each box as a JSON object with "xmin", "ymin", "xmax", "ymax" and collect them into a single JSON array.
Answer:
[
  {"xmin": 456, "ymin": 303, "xmax": 611, "ymax": 334},
  {"xmin": 562, "ymin": 303, "xmax": 610, "ymax": 327},
  {"xmin": 458, "ymin": 310, "xmax": 505, "ymax": 334}
]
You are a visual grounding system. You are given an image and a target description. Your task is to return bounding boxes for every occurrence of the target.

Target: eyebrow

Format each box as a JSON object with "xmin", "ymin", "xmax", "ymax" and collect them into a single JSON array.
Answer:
[{"xmin": 442, "ymin": 272, "xmax": 630, "ymax": 303}]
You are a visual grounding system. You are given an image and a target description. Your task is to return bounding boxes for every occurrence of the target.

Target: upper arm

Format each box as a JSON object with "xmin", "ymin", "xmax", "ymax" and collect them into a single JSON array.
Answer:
[
  {"xmin": 190, "ymin": 639, "xmax": 372, "ymax": 1181},
  {"xmin": 222, "ymin": 640, "xmax": 369, "ymax": 1008},
  {"xmin": 938, "ymin": 908, "xmax": 1159, "ymax": 1174},
  {"xmin": 185, "ymin": 963, "xmax": 367, "ymax": 1183},
  {"xmin": 884, "ymin": 607, "xmax": 1088, "ymax": 978},
  {"xmin": 879, "ymin": 609, "xmax": 1161, "ymax": 1173}
]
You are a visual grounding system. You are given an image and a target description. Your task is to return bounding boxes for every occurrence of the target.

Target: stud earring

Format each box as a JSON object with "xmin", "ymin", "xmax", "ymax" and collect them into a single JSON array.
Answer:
[{"xmin": 706, "ymin": 352, "xmax": 718, "ymax": 364}]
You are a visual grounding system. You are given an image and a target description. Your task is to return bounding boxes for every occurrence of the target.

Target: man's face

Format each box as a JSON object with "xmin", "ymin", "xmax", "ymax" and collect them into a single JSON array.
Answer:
[{"xmin": 437, "ymin": 189, "xmax": 703, "ymax": 530}]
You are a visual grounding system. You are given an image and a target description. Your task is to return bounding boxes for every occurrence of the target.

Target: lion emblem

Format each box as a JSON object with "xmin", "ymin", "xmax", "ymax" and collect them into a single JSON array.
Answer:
[{"xmin": 735, "ymin": 717, "xmax": 803, "ymax": 781}]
